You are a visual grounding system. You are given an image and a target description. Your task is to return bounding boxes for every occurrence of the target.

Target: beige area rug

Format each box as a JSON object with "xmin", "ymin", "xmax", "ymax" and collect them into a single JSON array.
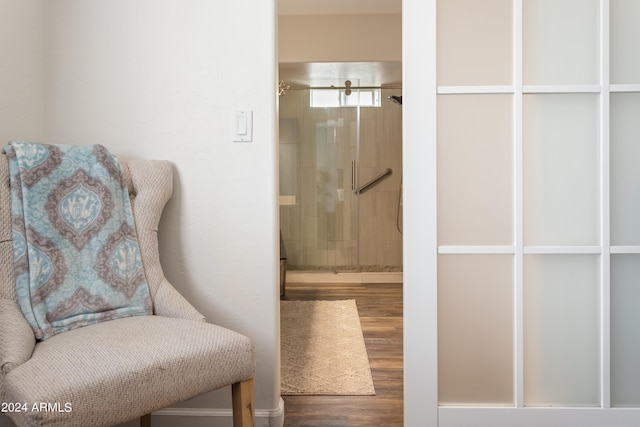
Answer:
[{"xmin": 281, "ymin": 299, "xmax": 376, "ymax": 395}]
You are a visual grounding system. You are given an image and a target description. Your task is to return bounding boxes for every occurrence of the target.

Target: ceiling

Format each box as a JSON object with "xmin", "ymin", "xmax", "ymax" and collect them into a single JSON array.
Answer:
[
  {"xmin": 278, "ymin": 0, "xmax": 401, "ymax": 16},
  {"xmin": 277, "ymin": 0, "xmax": 402, "ymax": 87}
]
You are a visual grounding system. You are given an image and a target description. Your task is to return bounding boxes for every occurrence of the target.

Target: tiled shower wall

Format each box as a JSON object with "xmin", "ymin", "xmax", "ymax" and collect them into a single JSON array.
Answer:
[{"xmin": 279, "ymin": 88, "xmax": 403, "ymax": 270}]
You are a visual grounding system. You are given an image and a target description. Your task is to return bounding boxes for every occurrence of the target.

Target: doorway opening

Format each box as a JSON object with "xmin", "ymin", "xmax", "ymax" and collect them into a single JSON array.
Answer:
[{"xmin": 278, "ymin": 71, "xmax": 403, "ymax": 275}]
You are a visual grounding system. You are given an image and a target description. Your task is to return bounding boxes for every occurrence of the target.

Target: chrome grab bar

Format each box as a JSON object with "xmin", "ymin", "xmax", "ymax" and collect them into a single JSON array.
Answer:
[{"xmin": 354, "ymin": 167, "xmax": 392, "ymax": 195}]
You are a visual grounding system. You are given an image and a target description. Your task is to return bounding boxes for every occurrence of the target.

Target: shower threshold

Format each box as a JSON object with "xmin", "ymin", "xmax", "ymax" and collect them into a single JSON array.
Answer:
[{"xmin": 286, "ymin": 266, "xmax": 403, "ymax": 284}]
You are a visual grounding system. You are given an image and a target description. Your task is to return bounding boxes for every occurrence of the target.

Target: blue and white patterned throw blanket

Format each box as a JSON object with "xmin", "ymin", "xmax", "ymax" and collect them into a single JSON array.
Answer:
[{"xmin": 3, "ymin": 141, "xmax": 152, "ymax": 340}]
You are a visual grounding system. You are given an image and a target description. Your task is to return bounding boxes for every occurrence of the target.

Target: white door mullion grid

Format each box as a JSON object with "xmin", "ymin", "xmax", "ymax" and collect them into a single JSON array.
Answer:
[
  {"xmin": 610, "ymin": 84, "xmax": 640, "ymax": 92},
  {"xmin": 610, "ymin": 246, "xmax": 640, "ymax": 254},
  {"xmin": 522, "ymin": 84, "xmax": 601, "ymax": 93},
  {"xmin": 523, "ymin": 246, "xmax": 603, "ymax": 254},
  {"xmin": 512, "ymin": 0, "xmax": 524, "ymax": 410},
  {"xmin": 434, "ymin": 0, "xmax": 640, "ymax": 424},
  {"xmin": 600, "ymin": 0, "xmax": 612, "ymax": 410},
  {"xmin": 436, "ymin": 86, "xmax": 514, "ymax": 94},
  {"xmin": 437, "ymin": 246, "xmax": 515, "ymax": 254}
]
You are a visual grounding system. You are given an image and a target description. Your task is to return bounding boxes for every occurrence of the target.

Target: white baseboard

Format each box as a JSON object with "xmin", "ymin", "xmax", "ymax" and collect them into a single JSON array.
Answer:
[
  {"xmin": 112, "ymin": 398, "xmax": 284, "ymax": 427},
  {"xmin": 1, "ymin": 400, "xmax": 285, "ymax": 427},
  {"xmin": 152, "ymin": 398, "xmax": 285, "ymax": 427},
  {"xmin": 0, "ymin": 399, "xmax": 284, "ymax": 427}
]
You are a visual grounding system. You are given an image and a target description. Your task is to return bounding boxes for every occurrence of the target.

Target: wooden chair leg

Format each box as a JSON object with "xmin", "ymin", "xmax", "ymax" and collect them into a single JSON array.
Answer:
[
  {"xmin": 232, "ymin": 379, "xmax": 255, "ymax": 427},
  {"xmin": 140, "ymin": 413, "xmax": 151, "ymax": 427}
]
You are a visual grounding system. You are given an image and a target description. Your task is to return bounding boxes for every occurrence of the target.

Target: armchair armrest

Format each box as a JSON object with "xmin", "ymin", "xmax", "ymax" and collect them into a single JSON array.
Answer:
[
  {"xmin": 153, "ymin": 278, "xmax": 206, "ymax": 322},
  {"xmin": 0, "ymin": 299, "xmax": 35, "ymax": 374},
  {"xmin": 0, "ymin": 154, "xmax": 35, "ymax": 379}
]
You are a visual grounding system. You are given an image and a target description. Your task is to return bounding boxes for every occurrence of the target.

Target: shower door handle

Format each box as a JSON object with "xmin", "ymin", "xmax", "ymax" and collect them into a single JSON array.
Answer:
[{"xmin": 351, "ymin": 160, "xmax": 356, "ymax": 192}]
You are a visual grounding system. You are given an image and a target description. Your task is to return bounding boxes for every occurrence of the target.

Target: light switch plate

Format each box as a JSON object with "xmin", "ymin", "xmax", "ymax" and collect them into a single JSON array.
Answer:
[{"xmin": 233, "ymin": 110, "xmax": 253, "ymax": 142}]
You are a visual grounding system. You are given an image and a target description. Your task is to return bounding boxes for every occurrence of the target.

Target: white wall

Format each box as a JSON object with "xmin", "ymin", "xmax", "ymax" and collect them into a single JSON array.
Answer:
[
  {"xmin": 0, "ymin": 4, "xmax": 47, "ymax": 424},
  {"xmin": 279, "ymin": 13, "xmax": 401, "ymax": 63},
  {"xmin": 0, "ymin": 0, "xmax": 46, "ymax": 142},
  {"xmin": 1, "ymin": 0, "xmax": 281, "ymax": 425}
]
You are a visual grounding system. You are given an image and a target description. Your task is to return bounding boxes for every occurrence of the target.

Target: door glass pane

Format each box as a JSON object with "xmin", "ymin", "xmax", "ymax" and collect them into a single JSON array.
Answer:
[
  {"xmin": 524, "ymin": 255, "xmax": 600, "ymax": 407},
  {"xmin": 610, "ymin": 93, "xmax": 640, "ymax": 245},
  {"xmin": 438, "ymin": 255, "xmax": 514, "ymax": 406},
  {"xmin": 278, "ymin": 88, "xmax": 360, "ymax": 270},
  {"xmin": 611, "ymin": 0, "xmax": 640, "ymax": 84},
  {"xmin": 611, "ymin": 255, "xmax": 640, "ymax": 407},
  {"xmin": 523, "ymin": 94, "xmax": 599, "ymax": 246},
  {"xmin": 437, "ymin": 94, "xmax": 513, "ymax": 245},
  {"xmin": 523, "ymin": 0, "xmax": 599, "ymax": 85},
  {"xmin": 437, "ymin": 0, "xmax": 512, "ymax": 86},
  {"xmin": 314, "ymin": 105, "xmax": 359, "ymax": 269}
]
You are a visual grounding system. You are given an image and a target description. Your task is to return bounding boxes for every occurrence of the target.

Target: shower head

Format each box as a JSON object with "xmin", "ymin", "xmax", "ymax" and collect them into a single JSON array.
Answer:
[{"xmin": 388, "ymin": 95, "xmax": 403, "ymax": 106}]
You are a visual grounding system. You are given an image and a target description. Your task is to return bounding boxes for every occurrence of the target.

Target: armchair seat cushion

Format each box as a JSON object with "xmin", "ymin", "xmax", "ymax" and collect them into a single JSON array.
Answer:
[{"xmin": 3, "ymin": 315, "xmax": 254, "ymax": 427}]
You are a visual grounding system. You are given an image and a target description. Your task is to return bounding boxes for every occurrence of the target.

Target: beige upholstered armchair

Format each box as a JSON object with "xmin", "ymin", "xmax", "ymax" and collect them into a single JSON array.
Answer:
[{"xmin": 0, "ymin": 154, "xmax": 255, "ymax": 427}]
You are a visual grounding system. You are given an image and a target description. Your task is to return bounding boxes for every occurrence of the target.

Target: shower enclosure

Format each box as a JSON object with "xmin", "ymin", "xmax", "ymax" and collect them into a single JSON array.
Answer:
[{"xmin": 279, "ymin": 82, "xmax": 403, "ymax": 272}]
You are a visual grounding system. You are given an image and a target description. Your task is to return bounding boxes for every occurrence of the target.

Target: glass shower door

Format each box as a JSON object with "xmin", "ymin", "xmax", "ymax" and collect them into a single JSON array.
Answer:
[
  {"xmin": 312, "ymin": 98, "xmax": 360, "ymax": 271},
  {"xmin": 279, "ymin": 85, "xmax": 361, "ymax": 271}
]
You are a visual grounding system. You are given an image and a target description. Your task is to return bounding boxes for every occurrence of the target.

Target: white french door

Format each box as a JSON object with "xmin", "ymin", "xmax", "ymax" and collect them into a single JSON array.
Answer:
[{"xmin": 431, "ymin": 0, "xmax": 640, "ymax": 425}]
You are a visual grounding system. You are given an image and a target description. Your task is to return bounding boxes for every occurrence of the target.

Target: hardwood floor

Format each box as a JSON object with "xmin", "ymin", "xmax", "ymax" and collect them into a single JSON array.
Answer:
[{"xmin": 281, "ymin": 282, "xmax": 403, "ymax": 427}]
